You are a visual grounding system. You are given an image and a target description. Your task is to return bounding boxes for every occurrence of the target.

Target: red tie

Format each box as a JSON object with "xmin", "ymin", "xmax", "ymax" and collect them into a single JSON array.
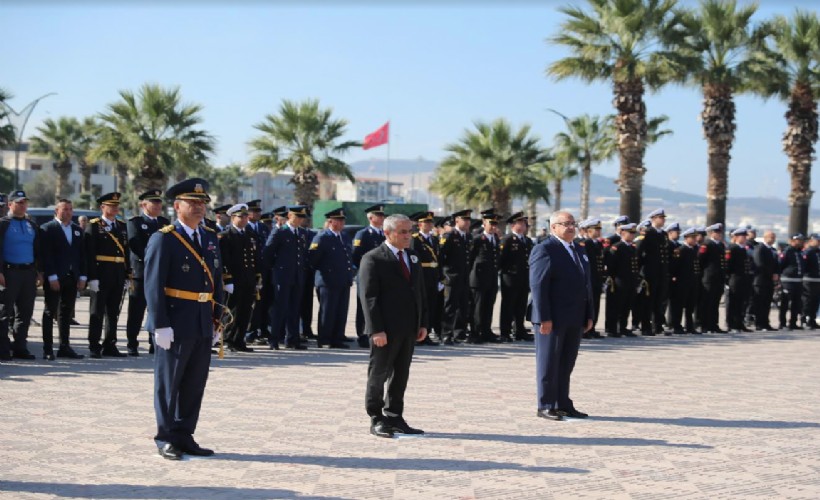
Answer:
[{"xmin": 397, "ymin": 250, "xmax": 410, "ymax": 281}]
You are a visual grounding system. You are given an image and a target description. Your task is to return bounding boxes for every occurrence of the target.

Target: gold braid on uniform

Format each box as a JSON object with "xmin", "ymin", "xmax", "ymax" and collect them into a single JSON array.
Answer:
[{"xmin": 159, "ymin": 225, "xmax": 175, "ymax": 233}]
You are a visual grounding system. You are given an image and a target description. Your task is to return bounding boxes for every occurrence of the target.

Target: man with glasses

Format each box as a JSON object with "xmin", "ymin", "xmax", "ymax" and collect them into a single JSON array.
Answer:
[{"xmin": 530, "ymin": 211, "xmax": 593, "ymax": 421}]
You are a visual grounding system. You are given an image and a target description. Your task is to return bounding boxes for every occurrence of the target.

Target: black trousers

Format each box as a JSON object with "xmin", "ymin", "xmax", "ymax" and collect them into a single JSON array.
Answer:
[
  {"xmin": 700, "ymin": 279, "xmax": 723, "ymax": 332},
  {"xmin": 270, "ymin": 279, "xmax": 304, "ymax": 345},
  {"xmin": 802, "ymin": 281, "xmax": 820, "ymax": 324},
  {"xmin": 126, "ymin": 279, "xmax": 150, "ymax": 350},
  {"xmin": 779, "ymin": 282, "xmax": 803, "ymax": 327},
  {"xmin": 300, "ymin": 278, "xmax": 315, "ymax": 336},
  {"xmin": 355, "ymin": 293, "xmax": 366, "ymax": 339},
  {"xmin": 725, "ymin": 276, "xmax": 751, "ymax": 329},
  {"xmin": 646, "ymin": 276, "xmax": 669, "ymax": 333},
  {"xmin": 753, "ymin": 280, "xmax": 774, "ymax": 328},
  {"xmin": 0, "ymin": 267, "xmax": 37, "ymax": 354},
  {"xmin": 471, "ymin": 281, "xmax": 498, "ymax": 337},
  {"xmin": 668, "ymin": 280, "xmax": 697, "ymax": 331},
  {"xmin": 249, "ymin": 283, "xmax": 272, "ymax": 337},
  {"xmin": 88, "ymin": 274, "xmax": 126, "ymax": 353},
  {"xmin": 613, "ymin": 283, "xmax": 636, "ymax": 333},
  {"xmin": 442, "ymin": 277, "xmax": 469, "ymax": 340},
  {"xmin": 590, "ymin": 281, "xmax": 602, "ymax": 332},
  {"xmin": 317, "ymin": 285, "xmax": 350, "ymax": 345},
  {"xmin": 499, "ymin": 278, "xmax": 528, "ymax": 337},
  {"xmin": 225, "ymin": 284, "xmax": 256, "ymax": 347},
  {"xmin": 42, "ymin": 274, "xmax": 79, "ymax": 353},
  {"xmin": 365, "ymin": 332, "xmax": 416, "ymax": 419}
]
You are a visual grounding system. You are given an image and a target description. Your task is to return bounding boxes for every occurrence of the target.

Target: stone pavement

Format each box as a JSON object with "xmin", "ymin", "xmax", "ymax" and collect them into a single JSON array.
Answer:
[{"xmin": 1, "ymin": 292, "xmax": 819, "ymax": 499}]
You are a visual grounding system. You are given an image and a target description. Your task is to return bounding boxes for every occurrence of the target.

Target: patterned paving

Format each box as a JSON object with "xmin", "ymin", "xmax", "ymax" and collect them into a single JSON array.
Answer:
[{"xmin": 1, "ymin": 291, "xmax": 818, "ymax": 499}]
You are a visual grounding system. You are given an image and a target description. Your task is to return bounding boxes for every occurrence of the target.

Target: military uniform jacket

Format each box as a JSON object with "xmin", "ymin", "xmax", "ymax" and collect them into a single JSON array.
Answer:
[
  {"xmin": 580, "ymin": 237, "xmax": 605, "ymax": 288},
  {"xmin": 246, "ymin": 221, "xmax": 270, "ymax": 257},
  {"xmin": 412, "ymin": 231, "xmax": 442, "ymax": 285},
  {"xmin": 352, "ymin": 226, "xmax": 386, "ymax": 270},
  {"xmin": 670, "ymin": 243, "xmax": 700, "ymax": 286},
  {"xmin": 498, "ymin": 233, "xmax": 533, "ymax": 287},
  {"xmin": 263, "ymin": 224, "xmax": 306, "ymax": 287},
  {"xmin": 128, "ymin": 213, "xmax": 170, "ymax": 281},
  {"xmin": 85, "ymin": 216, "xmax": 130, "ymax": 281},
  {"xmin": 468, "ymin": 233, "xmax": 499, "ymax": 288},
  {"xmin": 439, "ymin": 230, "xmax": 471, "ymax": 284},
  {"xmin": 804, "ymin": 247, "xmax": 820, "ymax": 280},
  {"xmin": 779, "ymin": 246, "xmax": 804, "ymax": 281},
  {"xmin": 699, "ymin": 239, "xmax": 726, "ymax": 284},
  {"xmin": 726, "ymin": 243, "xmax": 752, "ymax": 280},
  {"xmin": 635, "ymin": 227, "xmax": 670, "ymax": 280},
  {"xmin": 607, "ymin": 241, "xmax": 640, "ymax": 289},
  {"xmin": 144, "ymin": 221, "xmax": 223, "ymax": 339},
  {"xmin": 219, "ymin": 226, "xmax": 260, "ymax": 288},
  {"xmin": 309, "ymin": 229, "xmax": 354, "ymax": 288}
]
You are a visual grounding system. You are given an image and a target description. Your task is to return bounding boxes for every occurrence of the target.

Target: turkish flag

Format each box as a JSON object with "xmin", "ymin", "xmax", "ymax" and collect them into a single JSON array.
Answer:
[{"xmin": 363, "ymin": 122, "xmax": 389, "ymax": 150}]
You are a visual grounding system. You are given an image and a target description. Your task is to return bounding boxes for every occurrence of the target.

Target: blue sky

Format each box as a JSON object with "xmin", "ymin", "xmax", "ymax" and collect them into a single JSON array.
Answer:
[{"xmin": 1, "ymin": 1, "xmax": 816, "ymax": 199}]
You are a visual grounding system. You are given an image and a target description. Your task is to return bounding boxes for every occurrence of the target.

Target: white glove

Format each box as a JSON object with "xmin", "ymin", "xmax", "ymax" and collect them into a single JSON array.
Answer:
[
  {"xmin": 88, "ymin": 280, "xmax": 100, "ymax": 293},
  {"xmin": 212, "ymin": 329, "xmax": 220, "ymax": 346},
  {"xmin": 155, "ymin": 327, "xmax": 174, "ymax": 350},
  {"xmin": 437, "ymin": 282, "xmax": 445, "ymax": 292},
  {"xmin": 224, "ymin": 283, "xmax": 235, "ymax": 294},
  {"xmin": 256, "ymin": 283, "xmax": 263, "ymax": 290},
  {"xmin": 124, "ymin": 279, "xmax": 132, "ymax": 291}
]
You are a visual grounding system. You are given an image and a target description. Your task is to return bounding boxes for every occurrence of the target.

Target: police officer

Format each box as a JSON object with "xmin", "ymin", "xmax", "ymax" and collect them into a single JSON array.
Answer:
[
  {"xmin": 219, "ymin": 204, "xmax": 259, "ymax": 352},
  {"xmin": 126, "ymin": 189, "xmax": 169, "ymax": 356},
  {"xmin": 410, "ymin": 211, "xmax": 442, "ymax": 346},
  {"xmin": 802, "ymin": 234, "xmax": 820, "ymax": 329},
  {"xmin": 606, "ymin": 223, "xmax": 640, "ymax": 337},
  {"xmin": 0, "ymin": 190, "xmax": 44, "ymax": 361},
  {"xmin": 779, "ymin": 234, "xmax": 805, "ymax": 330},
  {"xmin": 579, "ymin": 218, "xmax": 604, "ymax": 339},
  {"xmin": 636, "ymin": 209, "xmax": 671, "ymax": 335},
  {"xmin": 299, "ymin": 209, "xmax": 318, "ymax": 340},
  {"xmin": 245, "ymin": 199, "xmax": 271, "ymax": 344},
  {"xmin": 145, "ymin": 178, "xmax": 223, "ymax": 460},
  {"xmin": 439, "ymin": 209, "xmax": 473, "ymax": 345},
  {"xmin": 265, "ymin": 205, "xmax": 309, "ymax": 350},
  {"xmin": 752, "ymin": 231, "xmax": 779, "ymax": 331},
  {"xmin": 498, "ymin": 212, "xmax": 534, "ymax": 342},
  {"xmin": 351, "ymin": 204, "xmax": 386, "ymax": 347},
  {"xmin": 86, "ymin": 192, "xmax": 131, "ymax": 358},
  {"xmin": 309, "ymin": 208, "xmax": 354, "ymax": 348},
  {"xmin": 699, "ymin": 223, "xmax": 727, "ymax": 334},
  {"xmin": 725, "ymin": 228, "xmax": 753, "ymax": 332},
  {"xmin": 668, "ymin": 228, "xmax": 701, "ymax": 334},
  {"xmin": 469, "ymin": 209, "xmax": 501, "ymax": 343}
]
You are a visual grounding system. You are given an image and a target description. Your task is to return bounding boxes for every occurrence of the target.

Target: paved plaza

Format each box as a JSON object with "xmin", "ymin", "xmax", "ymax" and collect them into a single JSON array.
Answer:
[{"xmin": 1, "ymin": 291, "xmax": 819, "ymax": 499}]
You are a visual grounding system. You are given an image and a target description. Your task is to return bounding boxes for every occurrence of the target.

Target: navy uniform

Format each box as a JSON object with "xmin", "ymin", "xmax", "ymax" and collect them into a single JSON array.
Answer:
[
  {"xmin": 85, "ymin": 192, "xmax": 131, "ymax": 358},
  {"xmin": 126, "ymin": 189, "xmax": 170, "ymax": 355},
  {"xmin": 498, "ymin": 212, "xmax": 534, "ymax": 342},
  {"xmin": 752, "ymin": 237, "xmax": 779, "ymax": 331},
  {"xmin": 219, "ymin": 204, "xmax": 260, "ymax": 352},
  {"xmin": 439, "ymin": 209, "xmax": 473, "ymax": 345},
  {"xmin": 145, "ymin": 178, "xmax": 223, "ymax": 460},
  {"xmin": 603, "ymin": 216, "xmax": 629, "ymax": 332},
  {"xmin": 698, "ymin": 224, "xmax": 727, "ymax": 333},
  {"xmin": 635, "ymin": 209, "xmax": 670, "ymax": 335},
  {"xmin": 668, "ymin": 228, "xmax": 701, "ymax": 334},
  {"xmin": 245, "ymin": 199, "xmax": 272, "ymax": 344},
  {"xmin": 309, "ymin": 208, "xmax": 354, "ymax": 348},
  {"xmin": 352, "ymin": 204, "xmax": 387, "ymax": 347},
  {"xmin": 410, "ymin": 211, "xmax": 442, "ymax": 346},
  {"xmin": 802, "ymin": 234, "xmax": 820, "ymax": 329},
  {"xmin": 779, "ymin": 234, "xmax": 805, "ymax": 330},
  {"xmin": 468, "ymin": 210, "xmax": 501, "ymax": 343},
  {"xmin": 725, "ymin": 229, "xmax": 753, "ymax": 332},
  {"xmin": 264, "ymin": 206, "xmax": 309, "ymax": 349},
  {"xmin": 606, "ymin": 224, "xmax": 640, "ymax": 336},
  {"xmin": 579, "ymin": 219, "xmax": 605, "ymax": 339},
  {"xmin": 299, "ymin": 213, "xmax": 318, "ymax": 339}
]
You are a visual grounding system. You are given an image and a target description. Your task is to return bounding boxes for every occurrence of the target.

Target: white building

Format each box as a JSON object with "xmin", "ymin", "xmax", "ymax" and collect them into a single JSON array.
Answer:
[
  {"xmin": 1, "ymin": 144, "xmax": 117, "ymax": 196},
  {"xmin": 238, "ymin": 170, "xmax": 297, "ymax": 209},
  {"xmin": 335, "ymin": 177, "xmax": 404, "ymax": 203}
]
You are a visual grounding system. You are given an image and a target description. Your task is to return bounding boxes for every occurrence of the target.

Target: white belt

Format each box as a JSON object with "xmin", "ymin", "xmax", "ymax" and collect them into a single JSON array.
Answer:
[
  {"xmin": 780, "ymin": 277, "xmax": 803, "ymax": 283},
  {"xmin": 803, "ymin": 277, "xmax": 820, "ymax": 283}
]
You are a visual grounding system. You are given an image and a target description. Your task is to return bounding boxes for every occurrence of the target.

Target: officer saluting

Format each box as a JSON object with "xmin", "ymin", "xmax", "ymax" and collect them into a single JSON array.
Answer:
[
  {"xmin": 352, "ymin": 204, "xmax": 386, "ymax": 348},
  {"xmin": 145, "ymin": 178, "xmax": 223, "ymax": 460},
  {"xmin": 498, "ymin": 212, "xmax": 534, "ymax": 342},
  {"xmin": 410, "ymin": 211, "xmax": 442, "ymax": 346},
  {"xmin": 126, "ymin": 189, "xmax": 169, "ymax": 356},
  {"xmin": 86, "ymin": 192, "xmax": 131, "ymax": 358}
]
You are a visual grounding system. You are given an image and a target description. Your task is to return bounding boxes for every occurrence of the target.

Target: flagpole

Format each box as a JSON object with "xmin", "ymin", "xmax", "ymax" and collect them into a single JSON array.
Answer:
[{"xmin": 386, "ymin": 119, "xmax": 391, "ymax": 198}]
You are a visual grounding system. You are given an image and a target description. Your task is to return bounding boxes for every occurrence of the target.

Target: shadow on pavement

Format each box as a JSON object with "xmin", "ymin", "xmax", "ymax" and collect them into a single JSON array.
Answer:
[
  {"xmin": 0, "ymin": 480, "xmax": 338, "ymax": 500},
  {"xmin": 427, "ymin": 432, "xmax": 711, "ymax": 449},
  {"xmin": 213, "ymin": 453, "xmax": 587, "ymax": 474},
  {"xmin": 592, "ymin": 416, "xmax": 820, "ymax": 429}
]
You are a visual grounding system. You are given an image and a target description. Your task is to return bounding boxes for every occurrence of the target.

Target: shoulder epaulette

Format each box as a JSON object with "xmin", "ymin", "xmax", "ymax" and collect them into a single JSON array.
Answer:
[
  {"xmin": 159, "ymin": 225, "xmax": 175, "ymax": 234},
  {"xmin": 129, "ymin": 215, "xmax": 141, "ymax": 221},
  {"xmin": 90, "ymin": 218, "xmax": 100, "ymax": 224},
  {"xmin": 202, "ymin": 225, "xmax": 216, "ymax": 233}
]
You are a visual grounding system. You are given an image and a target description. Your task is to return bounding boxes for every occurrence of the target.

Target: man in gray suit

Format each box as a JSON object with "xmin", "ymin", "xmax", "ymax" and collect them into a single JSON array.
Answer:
[{"xmin": 359, "ymin": 214, "xmax": 429, "ymax": 438}]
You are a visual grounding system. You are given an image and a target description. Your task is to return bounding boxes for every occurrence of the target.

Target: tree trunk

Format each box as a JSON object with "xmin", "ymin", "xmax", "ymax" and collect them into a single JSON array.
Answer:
[
  {"xmin": 553, "ymin": 180, "xmax": 563, "ymax": 212},
  {"xmin": 527, "ymin": 198, "xmax": 537, "ymax": 237},
  {"xmin": 79, "ymin": 161, "xmax": 92, "ymax": 194},
  {"xmin": 580, "ymin": 160, "xmax": 591, "ymax": 220},
  {"xmin": 491, "ymin": 187, "xmax": 511, "ymax": 234},
  {"xmin": 134, "ymin": 150, "xmax": 167, "ymax": 194},
  {"xmin": 54, "ymin": 160, "xmax": 72, "ymax": 201},
  {"xmin": 613, "ymin": 79, "xmax": 647, "ymax": 223},
  {"xmin": 783, "ymin": 82, "xmax": 818, "ymax": 236},
  {"xmin": 702, "ymin": 83, "xmax": 736, "ymax": 228},
  {"xmin": 292, "ymin": 168, "xmax": 320, "ymax": 207}
]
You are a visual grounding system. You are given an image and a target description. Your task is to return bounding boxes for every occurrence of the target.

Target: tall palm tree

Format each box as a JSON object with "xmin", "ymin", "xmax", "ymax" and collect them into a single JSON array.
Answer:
[
  {"xmin": 542, "ymin": 156, "xmax": 579, "ymax": 212},
  {"xmin": 97, "ymin": 83, "xmax": 215, "ymax": 194},
  {"xmin": 760, "ymin": 11, "xmax": 820, "ymax": 235},
  {"xmin": 675, "ymin": 0, "xmax": 775, "ymax": 227},
  {"xmin": 248, "ymin": 99, "xmax": 360, "ymax": 207},
  {"xmin": 208, "ymin": 163, "xmax": 248, "ymax": 205},
  {"xmin": 0, "ymin": 88, "xmax": 16, "ymax": 149},
  {"xmin": 75, "ymin": 117, "xmax": 101, "ymax": 207},
  {"xmin": 433, "ymin": 119, "xmax": 551, "ymax": 231},
  {"xmin": 549, "ymin": 112, "xmax": 616, "ymax": 219},
  {"xmin": 29, "ymin": 116, "xmax": 84, "ymax": 201},
  {"xmin": 548, "ymin": 0, "xmax": 691, "ymax": 222}
]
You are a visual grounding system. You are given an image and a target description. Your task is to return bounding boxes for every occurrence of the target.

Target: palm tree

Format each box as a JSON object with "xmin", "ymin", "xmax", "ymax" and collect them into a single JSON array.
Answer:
[
  {"xmin": 549, "ymin": 112, "xmax": 616, "ymax": 219},
  {"xmin": 97, "ymin": 83, "xmax": 215, "ymax": 194},
  {"xmin": 433, "ymin": 119, "xmax": 550, "ymax": 225},
  {"xmin": 675, "ymin": 0, "xmax": 775, "ymax": 227},
  {"xmin": 29, "ymin": 116, "xmax": 84, "ymax": 201},
  {"xmin": 760, "ymin": 11, "xmax": 820, "ymax": 235},
  {"xmin": 208, "ymin": 163, "xmax": 249, "ymax": 205},
  {"xmin": 74, "ymin": 117, "xmax": 101, "ymax": 208},
  {"xmin": 542, "ymin": 155, "xmax": 578, "ymax": 212},
  {"xmin": 0, "ymin": 88, "xmax": 16, "ymax": 149},
  {"xmin": 548, "ymin": 0, "xmax": 691, "ymax": 222},
  {"xmin": 248, "ymin": 99, "xmax": 360, "ymax": 207}
]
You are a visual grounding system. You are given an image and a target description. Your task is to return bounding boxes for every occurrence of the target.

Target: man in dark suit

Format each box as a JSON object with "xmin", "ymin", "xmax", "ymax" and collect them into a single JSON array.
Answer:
[
  {"xmin": 126, "ymin": 189, "xmax": 169, "ymax": 356},
  {"xmin": 145, "ymin": 178, "xmax": 223, "ymax": 460},
  {"xmin": 753, "ymin": 230, "xmax": 779, "ymax": 331},
  {"xmin": 40, "ymin": 199, "xmax": 87, "ymax": 360},
  {"xmin": 219, "ymin": 204, "xmax": 260, "ymax": 353},
  {"xmin": 360, "ymin": 214, "xmax": 428, "ymax": 438},
  {"xmin": 529, "ymin": 211, "xmax": 593, "ymax": 421},
  {"xmin": 352, "ymin": 204, "xmax": 386, "ymax": 348}
]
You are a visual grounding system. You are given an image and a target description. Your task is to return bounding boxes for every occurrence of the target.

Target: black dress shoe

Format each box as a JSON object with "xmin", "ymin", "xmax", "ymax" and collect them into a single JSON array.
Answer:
[
  {"xmin": 89, "ymin": 352, "xmax": 102, "ymax": 359},
  {"xmin": 0, "ymin": 352, "xmax": 11, "ymax": 362},
  {"xmin": 128, "ymin": 349, "xmax": 140, "ymax": 357},
  {"xmin": 515, "ymin": 334, "xmax": 534, "ymax": 341},
  {"xmin": 12, "ymin": 351, "xmax": 35, "ymax": 360},
  {"xmin": 387, "ymin": 416, "xmax": 424, "ymax": 434},
  {"xmin": 642, "ymin": 330, "xmax": 655, "ymax": 337},
  {"xmin": 481, "ymin": 335, "xmax": 501, "ymax": 343},
  {"xmin": 148, "ymin": 344, "xmax": 155, "ymax": 355},
  {"xmin": 285, "ymin": 343, "xmax": 308, "ymax": 350},
  {"xmin": 181, "ymin": 442, "xmax": 214, "ymax": 456},
  {"xmin": 622, "ymin": 331, "xmax": 637, "ymax": 337},
  {"xmin": 102, "ymin": 348, "xmax": 127, "ymax": 358},
  {"xmin": 536, "ymin": 409, "xmax": 563, "ymax": 421},
  {"xmin": 158, "ymin": 443, "xmax": 183, "ymax": 460},
  {"xmin": 607, "ymin": 331, "xmax": 622, "ymax": 338},
  {"xmin": 466, "ymin": 337, "xmax": 484, "ymax": 344},
  {"xmin": 421, "ymin": 337, "xmax": 440, "ymax": 346},
  {"xmin": 43, "ymin": 352, "xmax": 55, "ymax": 361},
  {"xmin": 230, "ymin": 345, "xmax": 254, "ymax": 352},
  {"xmin": 370, "ymin": 420, "xmax": 395, "ymax": 438},
  {"xmin": 57, "ymin": 347, "xmax": 84, "ymax": 359},
  {"xmin": 330, "ymin": 343, "xmax": 350, "ymax": 349},
  {"xmin": 343, "ymin": 336, "xmax": 356, "ymax": 343},
  {"xmin": 70, "ymin": 318, "xmax": 80, "ymax": 326},
  {"xmin": 558, "ymin": 408, "xmax": 589, "ymax": 419},
  {"xmin": 442, "ymin": 337, "xmax": 455, "ymax": 346},
  {"xmin": 357, "ymin": 336, "xmax": 370, "ymax": 348}
]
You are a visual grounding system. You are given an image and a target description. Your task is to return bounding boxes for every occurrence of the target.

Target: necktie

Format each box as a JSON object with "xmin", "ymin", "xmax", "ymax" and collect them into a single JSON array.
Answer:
[
  {"xmin": 192, "ymin": 230, "xmax": 203, "ymax": 255},
  {"xmin": 570, "ymin": 244, "xmax": 584, "ymax": 275},
  {"xmin": 397, "ymin": 250, "xmax": 410, "ymax": 281}
]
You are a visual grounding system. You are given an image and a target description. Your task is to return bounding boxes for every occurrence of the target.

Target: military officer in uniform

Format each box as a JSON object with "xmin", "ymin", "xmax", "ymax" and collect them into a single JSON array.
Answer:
[
  {"xmin": 498, "ymin": 212, "xmax": 534, "ymax": 342},
  {"xmin": 801, "ymin": 234, "xmax": 820, "ymax": 329},
  {"xmin": 579, "ymin": 218, "xmax": 604, "ymax": 339},
  {"xmin": 468, "ymin": 209, "xmax": 501, "ymax": 343},
  {"xmin": 352, "ymin": 204, "xmax": 386, "ymax": 348},
  {"xmin": 126, "ymin": 189, "xmax": 169, "ymax": 356},
  {"xmin": 145, "ymin": 178, "xmax": 222, "ymax": 460},
  {"xmin": 635, "ymin": 209, "xmax": 670, "ymax": 335},
  {"xmin": 213, "ymin": 205, "xmax": 231, "ymax": 232},
  {"xmin": 410, "ymin": 211, "xmax": 441, "ymax": 346},
  {"xmin": 264, "ymin": 205, "xmax": 309, "ymax": 350},
  {"xmin": 699, "ymin": 223, "xmax": 727, "ymax": 334},
  {"xmin": 309, "ymin": 208, "xmax": 354, "ymax": 348},
  {"xmin": 605, "ymin": 223, "xmax": 640, "ymax": 337},
  {"xmin": 244, "ymin": 200, "xmax": 270, "ymax": 344},
  {"xmin": 779, "ymin": 234, "xmax": 805, "ymax": 330},
  {"xmin": 725, "ymin": 228, "xmax": 753, "ymax": 332},
  {"xmin": 603, "ymin": 215, "xmax": 630, "ymax": 331},
  {"xmin": 439, "ymin": 209, "xmax": 473, "ymax": 345},
  {"xmin": 85, "ymin": 192, "xmax": 131, "ymax": 358},
  {"xmin": 668, "ymin": 228, "xmax": 701, "ymax": 334},
  {"xmin": 299, "ymin": 210, "xmax": 318, "ymax": 340},
  {"xmin": 271, "ymin": 206, "xmax": 288, "ymax": 231},
  {"xmin": 752, "ymin": 231, "xmax": 779, "ymax": 331},
  {"xmin": 219, "ymin": 204, "xmax": 260, "ymax": 352}
]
